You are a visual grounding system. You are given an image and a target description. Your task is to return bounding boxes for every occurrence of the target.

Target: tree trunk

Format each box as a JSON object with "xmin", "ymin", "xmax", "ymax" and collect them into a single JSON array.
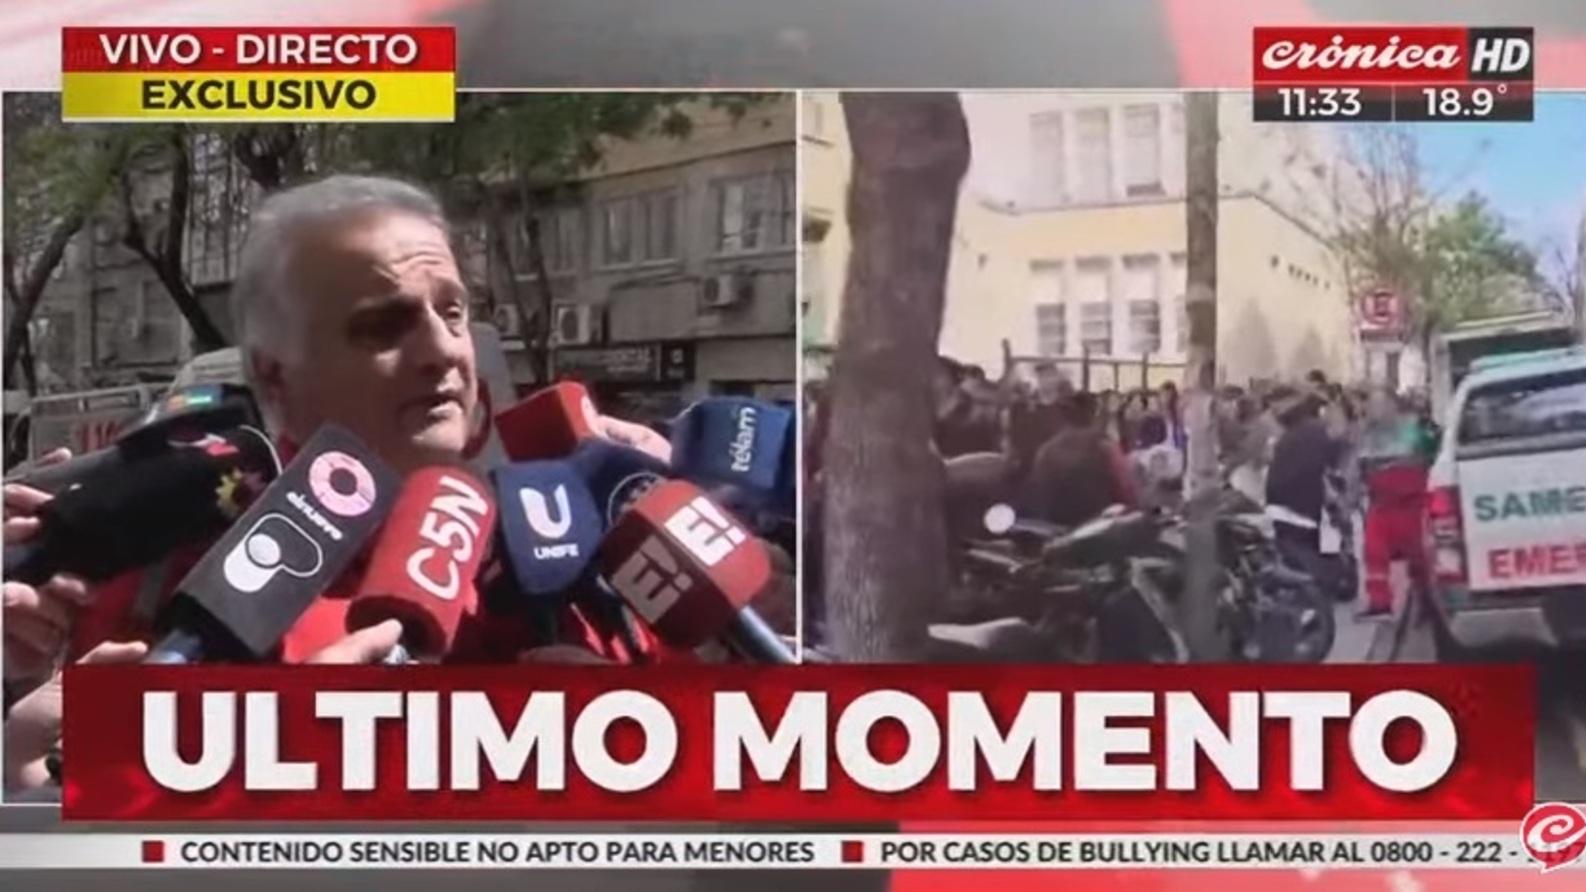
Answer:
[
  {"xmin": 2, "ymin": 208, "xmax": 89, "ymax": 387},
  {"xmin": 1180, "ymin": 92, "xmax": 1224, "ymax": 661},
  {"xmin": 17, "ymin": 326, "xmax": 38, "ymax": 395},
  {"xmin": 523, "ymin": 214, "xmax": 559, "ymax": 383},
  {"xmin": 511, "ymin": 175, "xmax": 560, "ymax": 384},
  {"xmin": 480, "ymin": 189, "xmax": 549, "ymax": 383},
  {"xmin": 823, "ymin": 93, "xmax": 969, "ymax": 661},
  {"xmin": 118, "ymin": 129, "xmax": 227, "ymax": 351}
]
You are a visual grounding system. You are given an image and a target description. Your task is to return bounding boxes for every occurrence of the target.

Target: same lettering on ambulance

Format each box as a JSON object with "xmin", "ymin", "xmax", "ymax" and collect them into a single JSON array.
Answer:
[{"xmin": 1475, "ymin": 486, "xmax": 1586, "ymax": 581}]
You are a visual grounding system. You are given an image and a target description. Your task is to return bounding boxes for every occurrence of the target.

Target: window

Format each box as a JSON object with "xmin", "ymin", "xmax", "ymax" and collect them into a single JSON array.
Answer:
[
  {"xmin": 1459, "ymin": 368, "xmax": 1586, "ymax": 444},
  {"xmin": 1122, "ymin": 105, "xmax": 1162, "ymax": 197},
  {"xmin": 600, "ymin": 197, "xmax": 634, "ymax": 267},
  {"xmin": 1035, "ymin": 304, "xmax": 1067, "ymax": 357},
  {"xmin": 1171, "ymin": 252, "xmax": 1187, "ymax": 353},
  {"xmin": 715, "ymin": 170, "xmax": 794, "ymax": 254},
  {"xmin": 185, "ymin": 130, "xmax": 251, "ymax": 287},
  {"xmin": 1073, "ymin": 109, "xmax": 1111, "ymax": 203},
  {"xmin": 524, "ymin": 207, "xmax": 581, "ymax": 274},
  {"xmin": 598, "ymin": 190, "xmax": 679, "ymax": 268},
  {"xmin": 643, "ymin": 191, "xmax": 678, "ymax": 262},
  {"xmin": 1121, "ymin": 255, "xmax": 1160, "ymax": 353},
  {"xmin": 803, "ymin": 94, "xmax": 826, "ymax": 139},
  {"xmin": 1031, "ymin": 260, "xmax": 1066, "ymax": 356},
  {"xmin": 1075, "ymin": 258, "xmax": 1111, "ymax": 355},
  {"xmin": 1167, "ymin": 101, "xmax": 1186, "ymax": 192},
  {"xmin": 1030, "ymin": 112, "xmax": 1065, "ymax": 204}
]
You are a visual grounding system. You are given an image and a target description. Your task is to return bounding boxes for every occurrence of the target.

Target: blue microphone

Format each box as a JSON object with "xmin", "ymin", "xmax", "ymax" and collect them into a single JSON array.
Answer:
[
  {"xmin": 565, "ymin": 438, "xmax": 673, "ymax": 530},
  {"xmin": 669, "ymin": 397, "xmax": 794, "ymax": 504},
  {"xmin": 491, "ymin": 460, "xmax": 604, "ymax": 600}
]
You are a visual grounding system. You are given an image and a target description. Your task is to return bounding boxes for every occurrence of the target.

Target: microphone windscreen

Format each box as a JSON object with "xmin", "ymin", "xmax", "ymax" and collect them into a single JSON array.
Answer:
[
  {"xmin": 492, "ymin": 460, "xmax": 603, "ymax": 600},
  {"xmin": 566, "ymin": 438, "xmax": 671, "ymax": 529},
  {"xmin": 167, "ymin": 423, "xmax": 399, "ymax": 660},
  {"xmin": 349, "ymin": 466, "xmax": 497, "ymax": 658},
  {"xmin": 494, "ymin": 381, "xmax": 601, "ymax": 461},
  {"xmin": 670, "ymin": 397, "xmax": 793, "ymax": 499},
  {"xmin": 596, "ymin": 479, "xmax": 771, "ymax": 649},
  {"xmin": 20, "ymin": 426, "xmax": 279, "ymax": 584}
]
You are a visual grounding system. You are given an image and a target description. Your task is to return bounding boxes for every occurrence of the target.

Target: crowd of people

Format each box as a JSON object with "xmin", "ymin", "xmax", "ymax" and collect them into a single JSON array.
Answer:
[{"xmin": 804, "ymin": 356, "xmax": 1444, "ymax": 642}]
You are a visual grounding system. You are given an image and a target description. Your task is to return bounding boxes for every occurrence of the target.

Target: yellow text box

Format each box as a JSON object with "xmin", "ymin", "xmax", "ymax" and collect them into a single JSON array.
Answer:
[{"xmin": 62, "ymin": 71, "xmax": 455, "ymax": 121}]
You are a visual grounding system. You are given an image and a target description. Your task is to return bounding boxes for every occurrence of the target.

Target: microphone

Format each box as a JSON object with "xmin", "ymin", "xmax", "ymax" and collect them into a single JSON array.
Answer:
[
  {"xmin": 346, "ymin": 467, "xmax": 497, "ymax": 661},
  {"xmin": 595, "ymin": 479, "xmax": 791, "ymax": 664},
  {"xmin": 494, "ymin": 381, "xmax": 602, "ymax": 461},
  {"xmin": 669, "ymin": 397, "xmax": 795, "ymax": 502},
  {"xmin": 565, "ymin": 438, "xmax": 672, "ymax": 530},
  {"xmin": 3, "ymin": 427, "xmax": 280, "ymax": 586},
  {"xmin": 491, "ymin": 460, "xmax": 603, "ymax": 600},
  {"xmin": 145, "ymin": 424, "xmax": 399, "ymax": 664},
  {"xmin": 7, "ymin": 384, "xmax": 263, "ymax": 496}
]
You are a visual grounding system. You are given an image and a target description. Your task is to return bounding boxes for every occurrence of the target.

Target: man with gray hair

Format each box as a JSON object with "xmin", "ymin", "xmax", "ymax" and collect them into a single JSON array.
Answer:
[{"xmin": 3, "ymin": 174, "xmax": 669, "ymax": 683}]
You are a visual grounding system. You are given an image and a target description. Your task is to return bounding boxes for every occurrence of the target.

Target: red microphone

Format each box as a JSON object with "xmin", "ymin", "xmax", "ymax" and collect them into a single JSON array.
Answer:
[
  {"xmin": 595, "ymin": 479, "xmax": 791, "ymax": 663},
  {"xmin": 494, "ymin": 381, "xmax": 602, "ymax": 461},
  {"xmin": 347, "ymin": 466, "xmax": 497, "ymax": 660}
]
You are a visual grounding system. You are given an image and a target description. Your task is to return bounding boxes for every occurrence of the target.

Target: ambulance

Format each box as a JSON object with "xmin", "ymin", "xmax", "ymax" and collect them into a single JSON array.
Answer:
[{"xmin": 1425, "ymin": 345, "xmax": 1586, "ymax": 658}]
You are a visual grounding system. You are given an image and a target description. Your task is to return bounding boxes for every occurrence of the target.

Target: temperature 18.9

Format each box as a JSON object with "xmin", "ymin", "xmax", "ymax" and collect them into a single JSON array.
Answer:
[{"xmin": 1398, "ymin": 83, "xmax": 1533, "ymax": 122}]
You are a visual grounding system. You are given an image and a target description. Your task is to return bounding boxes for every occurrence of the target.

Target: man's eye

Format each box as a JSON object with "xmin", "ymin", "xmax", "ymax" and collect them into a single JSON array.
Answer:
[{"xmin": 350, "ymin": 307, "xmax": 412, "ymax": 345}]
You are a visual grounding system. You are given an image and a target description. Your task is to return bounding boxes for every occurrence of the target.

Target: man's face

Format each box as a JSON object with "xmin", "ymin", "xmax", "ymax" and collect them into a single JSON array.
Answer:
[
  {"xmin": 1035, "ymin": 368, "xmax": 1065, "ymax": 402},
  {"xmin": 261, "ymin": 210, "xmax": 477, "ymax": 472}
]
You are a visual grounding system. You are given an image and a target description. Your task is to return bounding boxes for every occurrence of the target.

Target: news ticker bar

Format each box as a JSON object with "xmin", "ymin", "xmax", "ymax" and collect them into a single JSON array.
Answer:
[
  {"xmin": 1252, "ymin": 83, "xmax": 1535, "ymax": 122},
  {"xmin": 0, "ymin": 833, "xmax": 1567, "ymax": 871}
]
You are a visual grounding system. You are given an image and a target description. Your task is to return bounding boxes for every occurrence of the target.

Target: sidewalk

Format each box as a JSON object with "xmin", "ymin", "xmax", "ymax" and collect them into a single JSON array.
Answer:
[{"xmin": 1326, "ymin": 562, "xmax": 1436, "ymax": 663}]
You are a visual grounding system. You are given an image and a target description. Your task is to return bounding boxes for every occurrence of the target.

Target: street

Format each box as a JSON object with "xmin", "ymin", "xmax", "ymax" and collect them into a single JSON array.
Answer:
[{"xmin": 1331, "ymin": 561, "xmax": 1586, "ymax": 802}]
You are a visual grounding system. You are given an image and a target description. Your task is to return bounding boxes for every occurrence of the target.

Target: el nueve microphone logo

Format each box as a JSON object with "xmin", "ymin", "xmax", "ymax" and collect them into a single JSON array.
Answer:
[
  {"xmin": 222, "ymin": 514, "xmax": 324, "ymax": 593},
  {"xmin": 222, "ymin": 450, "xmax": 377, "ymax": 593}
]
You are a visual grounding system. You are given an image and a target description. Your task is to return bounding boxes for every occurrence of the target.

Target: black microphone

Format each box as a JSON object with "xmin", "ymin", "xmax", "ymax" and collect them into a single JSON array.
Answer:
[
  {"xmin": 7, "ymin": 384, "xmax": 262, "ymax": 496},
  {"xmin": 145, "ymin": 424, "xmax": 399, "ymax": 664},
  {"xmin": 3, "ymin": 427, "xmax": 280, "ymax": 587}
]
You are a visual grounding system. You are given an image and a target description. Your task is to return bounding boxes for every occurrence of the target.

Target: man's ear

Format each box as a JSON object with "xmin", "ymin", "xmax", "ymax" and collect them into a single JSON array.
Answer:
[{"xmin": 247, "ymin": 349, "xmax": 287, "ymax": 430}]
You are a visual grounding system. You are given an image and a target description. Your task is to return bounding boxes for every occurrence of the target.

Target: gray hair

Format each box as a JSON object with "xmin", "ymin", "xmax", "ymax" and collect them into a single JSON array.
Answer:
[{"xmin": 231, "ymin": 174, "xmax": 449, "ymax": 376}]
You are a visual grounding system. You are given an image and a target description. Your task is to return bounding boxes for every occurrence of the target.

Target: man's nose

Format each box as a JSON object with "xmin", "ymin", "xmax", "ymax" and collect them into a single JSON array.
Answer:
[{"xmin": 408, "ymin": 305, "xmax": 468, "ymax": 372}]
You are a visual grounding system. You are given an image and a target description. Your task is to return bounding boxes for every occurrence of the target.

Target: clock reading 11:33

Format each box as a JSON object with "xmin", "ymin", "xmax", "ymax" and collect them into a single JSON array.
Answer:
[{"xmin": 1253, "ymin": 86, "xmax": 1393, "ymax": 122}]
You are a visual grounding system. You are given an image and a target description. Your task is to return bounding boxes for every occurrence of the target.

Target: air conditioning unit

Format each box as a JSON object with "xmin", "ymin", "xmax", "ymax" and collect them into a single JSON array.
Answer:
[
  {"xmin": 551, "ymin": 305, "xmax": 595, "ymax": 347},
  {"xmin": 491, "ymin": 304, "xmax": 523, "ymax": 339},
  {"xmin": 702, "ymin": 271, "xmax": 755, "ymax": 309}
]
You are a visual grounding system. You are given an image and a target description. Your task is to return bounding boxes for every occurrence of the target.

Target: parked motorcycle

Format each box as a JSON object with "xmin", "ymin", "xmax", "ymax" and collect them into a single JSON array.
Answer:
[{"xmin": 1197, "ymin": 487, "xmax": 1336, "ymax": 662}]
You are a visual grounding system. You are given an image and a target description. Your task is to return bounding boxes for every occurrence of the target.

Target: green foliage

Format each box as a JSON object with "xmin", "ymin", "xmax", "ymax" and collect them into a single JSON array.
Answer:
[
  {"xmin": 1418, "ymin": 191, "xmax": 1539, "ymax": 332},
  {"xmin": 1325, "ymin": 129, "xmax": 1541, "ymax": 340}
]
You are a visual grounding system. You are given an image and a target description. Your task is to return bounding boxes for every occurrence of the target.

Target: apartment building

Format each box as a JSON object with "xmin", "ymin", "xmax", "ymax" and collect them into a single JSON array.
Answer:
[{"xmin": 802, "ymin": 91, "xmax": 1361, "ymax": 389}]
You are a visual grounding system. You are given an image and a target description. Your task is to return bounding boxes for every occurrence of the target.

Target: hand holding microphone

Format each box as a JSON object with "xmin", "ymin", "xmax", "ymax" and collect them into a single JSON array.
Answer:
[
  {"xmin": 2, "ymin": 450, "xmax": 90, "ymax": 685},
  {"xmin": 669, "ymin": 397, "xmax": 797, "ymax": 528},
  {"xmin": 3, "ymin": 426, "xmax": 280, "ymax": 587},
  {"xmin": 145, "ymin": 424, "xmax": 398, "ymax": 664},
  {"xmin": 496, "ymin": 381, "xmax": 672, "ymax": 464}
]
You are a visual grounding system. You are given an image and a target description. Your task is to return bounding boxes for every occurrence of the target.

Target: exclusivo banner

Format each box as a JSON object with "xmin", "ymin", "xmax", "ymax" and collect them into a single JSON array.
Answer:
[{"xmin": 61, "ymin": 664, "xmax": 1532, "ymax": 821}]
